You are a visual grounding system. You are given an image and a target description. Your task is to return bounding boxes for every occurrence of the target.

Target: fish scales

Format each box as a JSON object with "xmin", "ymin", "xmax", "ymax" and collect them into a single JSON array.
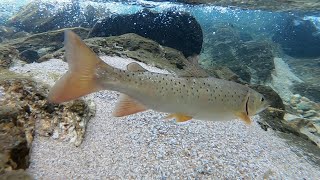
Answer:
[{"xmin": 99, "ymin": 66, "xmax": 253, "ymax": 121}]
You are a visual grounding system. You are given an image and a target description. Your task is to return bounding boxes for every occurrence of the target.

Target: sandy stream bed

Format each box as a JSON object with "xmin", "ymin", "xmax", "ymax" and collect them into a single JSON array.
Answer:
[{"xmin": 9, "ymin": 56, "xmax": 320, "ymax": 179}]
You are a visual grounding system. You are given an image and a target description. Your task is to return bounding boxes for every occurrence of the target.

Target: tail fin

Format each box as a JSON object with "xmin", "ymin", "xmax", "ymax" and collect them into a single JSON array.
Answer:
[{"xmin": 48, "ymin": 30, "xmax": 103, "ymax": 103}]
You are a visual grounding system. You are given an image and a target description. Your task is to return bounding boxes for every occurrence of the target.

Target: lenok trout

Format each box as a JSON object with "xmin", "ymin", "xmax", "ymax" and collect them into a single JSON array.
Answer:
[{"xmin": 48, "ymin": 30, "xmax": 269, "ymax": 124}]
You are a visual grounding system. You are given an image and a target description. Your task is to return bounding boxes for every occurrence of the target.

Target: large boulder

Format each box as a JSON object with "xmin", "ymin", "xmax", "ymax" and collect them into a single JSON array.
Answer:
[
  {"xmin": 6, "ymin": 1, "xmax": 108, "ymax": 33},
  {"xmin": 88, "ymin": 9, "xmax": 203, "ymax": 58},
  {"xmin": 272, "ymin": 16, "xmax": 320, "ymax": 58},
  {"xmin": 201, "ymin": 24, "xmax": 275, "ymax": 83},
  {"xmin": 42, "ymin": 33, "xmax": 208, "ymax": 77}
]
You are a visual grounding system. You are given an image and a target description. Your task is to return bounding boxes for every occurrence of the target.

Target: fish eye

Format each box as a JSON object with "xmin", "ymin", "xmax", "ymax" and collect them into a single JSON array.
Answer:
[{"xmin": 261, "ymin": 97, "xmax": 264, "ymax": 102}]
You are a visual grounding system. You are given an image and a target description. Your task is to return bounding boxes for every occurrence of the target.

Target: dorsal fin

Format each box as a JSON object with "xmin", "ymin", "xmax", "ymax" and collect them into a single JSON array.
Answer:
[
  {"xmin": 175, "ymin": 63, "xmax": 209, "ymax": 78},
  {"xmin": 176, "ymin": 55, "xmax": 209, "ymax": 78},
  {"xmin": 112, "ymin": 94, "xmax": 147, "ymax": 117},
  {"xmin": 126, "ymin": 62, "xmax": 147, "ymax": 72}
]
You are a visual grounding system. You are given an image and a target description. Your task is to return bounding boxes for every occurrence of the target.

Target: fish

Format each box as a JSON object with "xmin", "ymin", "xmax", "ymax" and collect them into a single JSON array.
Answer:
[{"xmin": 48, "ymin": 30, "xmax": 269, "ymax": 124}]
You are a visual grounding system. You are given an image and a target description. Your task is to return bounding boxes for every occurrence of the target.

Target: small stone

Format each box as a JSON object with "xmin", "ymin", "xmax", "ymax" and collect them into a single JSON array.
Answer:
[
  {"xmin": 297, "ymin": 101, "xmax": 313, "ymax": 111},
  {"xmin": 303, "ymin": 110, "xmax": 317, "ymax": 118},
  {"xmin": 307, "ymin": 126, "xmax": 317, "ymax": 133},
  {"xmin": 52, "ymin": 129, "xmax": 59, "ymax": 139},
  {"xmin": 290, "ymin": 94, "xmax": 301, "ymax": 105},
  {"xmin": 284, "ymin": 113, "xmax": 301, "ymax": 121},
  {"xmin": 301, "ymin": 96, "xmax": 310, "ymax": 102},
  {"xmin": 19, "ymin": 50, "xmax": 40, "ymax": 63}
]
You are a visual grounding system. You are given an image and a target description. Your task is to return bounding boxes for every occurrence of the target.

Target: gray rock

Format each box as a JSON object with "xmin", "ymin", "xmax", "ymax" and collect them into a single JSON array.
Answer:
[
  {"xmin": 297, "ymin": 101, "xmax": 313, "ymax": 111},
  {"xmin": 19, "ymin": 50, "xmax": 39, "ymax": 63}
]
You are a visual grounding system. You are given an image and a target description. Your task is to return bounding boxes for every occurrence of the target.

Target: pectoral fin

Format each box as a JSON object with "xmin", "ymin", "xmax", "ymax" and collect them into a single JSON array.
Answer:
[
  {"xmin": 112, "ymin": 94, "xmax": 147, "ymax": 117},
  {"xmin": 165, "ymin": 113, "xmax": 193, "ymax": 122},
  {"xmin": 235, "ymin": 112, "xmax": 251, "ymax": 125}
]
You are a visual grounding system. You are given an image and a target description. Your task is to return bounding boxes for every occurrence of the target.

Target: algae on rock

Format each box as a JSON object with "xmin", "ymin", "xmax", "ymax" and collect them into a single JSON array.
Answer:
[{"xmin": 0, "ymin": 70, "xmax": 95, "ymax": 175}]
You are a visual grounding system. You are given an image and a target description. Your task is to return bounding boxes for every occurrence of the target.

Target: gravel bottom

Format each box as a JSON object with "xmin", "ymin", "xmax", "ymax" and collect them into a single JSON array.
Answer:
[{"xmin": 11, "ymin": 57, "xmax": 320, "ymax": 179}]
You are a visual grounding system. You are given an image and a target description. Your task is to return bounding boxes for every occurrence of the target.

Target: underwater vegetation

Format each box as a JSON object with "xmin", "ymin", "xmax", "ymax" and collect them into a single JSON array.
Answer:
[{"xmin": 0, "ymin": 0, "xmax": 320, "ymax": 178}]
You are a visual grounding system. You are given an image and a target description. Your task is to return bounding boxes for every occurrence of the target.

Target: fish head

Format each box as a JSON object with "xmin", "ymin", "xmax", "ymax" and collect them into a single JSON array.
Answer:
[{"xmin": 247, "ymin": 91, "xmax": 270, "ymax": 116}]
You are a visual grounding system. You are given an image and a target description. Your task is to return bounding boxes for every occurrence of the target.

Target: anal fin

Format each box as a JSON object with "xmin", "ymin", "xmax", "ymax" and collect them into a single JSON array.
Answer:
[
  {"xmin": 235, "ymin": 112, "xmax": 251, "ymax": 125},
  {"xmin": 112, "ymin": 94, "xmax": 147, "ymax": 117},
  {"xmin": 165, "ymin": 113, "xmax": 193, "ymax": 122}
]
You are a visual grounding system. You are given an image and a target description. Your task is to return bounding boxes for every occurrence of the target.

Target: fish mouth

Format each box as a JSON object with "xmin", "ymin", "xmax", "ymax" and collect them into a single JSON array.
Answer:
[{"xmin": 256, "ymin": 100, "xmax": 271, "ymax": 114}]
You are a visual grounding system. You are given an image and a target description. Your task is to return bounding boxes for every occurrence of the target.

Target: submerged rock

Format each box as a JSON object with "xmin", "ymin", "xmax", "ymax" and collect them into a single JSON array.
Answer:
[
  {"xmin": 2, "ymin": 27, "xmax": 90, "ymax": 64},
  {"xmin": 88, "ymin": 9, "xmax": 203, "ymax": 58},
  {"xmin": 0, "ymin": 45, "xmax": 18, "ymax": 69},
  {"xmin": 176, "ymin": 0, "xmax": 320, "ymax": 12},
  {"xmin": 19, "ymin": 50, "xmax": 40, "ymax": 63},
  {"xmin": 292, "ymin": 83, "xmax": 320, "ymax": 103},
  {"xmin": 201, "ymin": 24, "xmax": 275, "ymax": 83},
  {"xmin": 6, "ymin": 1, "xmax": 108, "ymax": 33},
  {"xmin": 0, "ymin": 169, "xmax": 33, "ymax": 180},
  {"xmin": 272, "ymin": 16, "xmax": 320, "ymax": 58},
  {"xmin": 0, "ymin": 70, "xmax": 95, "ymax": 173},
  {"xmin": 44, "ymin": 33, "xmax": 208, "ymax": 77},
  {"xmin": 0, "ymin": 26, "xmax": 30, "ymax": 41}
]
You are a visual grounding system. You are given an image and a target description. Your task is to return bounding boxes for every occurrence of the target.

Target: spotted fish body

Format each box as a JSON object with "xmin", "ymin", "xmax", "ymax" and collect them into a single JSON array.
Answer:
[{"xmin": 49, "ymin": 30, "xmax": 269, "ymax": 124}]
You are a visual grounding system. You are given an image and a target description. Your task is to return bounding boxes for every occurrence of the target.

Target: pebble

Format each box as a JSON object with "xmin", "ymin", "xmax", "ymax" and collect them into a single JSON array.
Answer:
[
  {"xmin": 290, "ymin": 94, "xmax": 301, "ymax": 105},
  {"xmin": 303, "ymin": 110, "xmax": 317, "ymax": 118},
  {"xmin": 297, "ymin": 101, "xmax": 313, "ymax": 111}
]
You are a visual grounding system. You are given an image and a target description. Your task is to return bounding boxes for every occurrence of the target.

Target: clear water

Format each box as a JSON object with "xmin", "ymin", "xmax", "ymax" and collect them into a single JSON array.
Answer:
[{"xmin": 0, "ymin": 0, "xmax": 320, "ymax": 179}]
